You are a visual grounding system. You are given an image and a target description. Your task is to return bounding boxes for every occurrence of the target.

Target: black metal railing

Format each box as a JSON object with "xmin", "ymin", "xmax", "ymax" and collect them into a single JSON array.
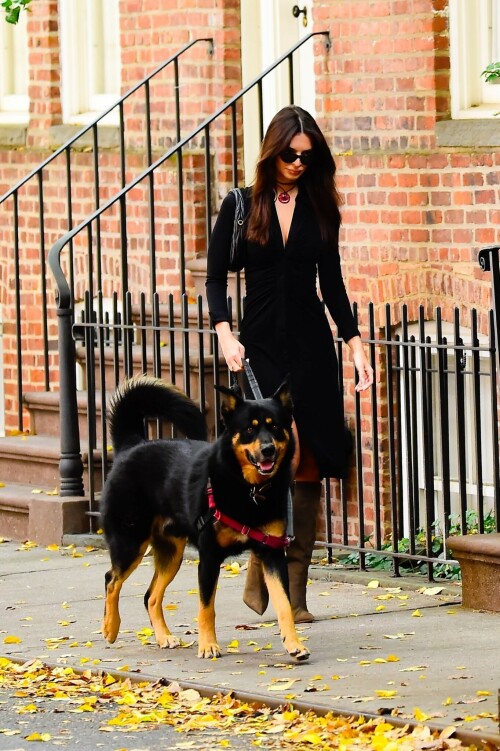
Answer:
[
  {"xmin": 70, "ymin": 291, "xmax": 500, "ymax": 580},
  {"xmin": 0, "ymin": 37, "xmax": 213, "ymax": 431},
  {"xmin": 39, "ymin": 24, "xmax": 500, "ymax": 580},
  {"xmin": 325, "ymin": 298, "xmax": 500, "ymax": 580},
  {"xmin": 47, "ymin": 31, "xmax": 332, "ymax": 495}
]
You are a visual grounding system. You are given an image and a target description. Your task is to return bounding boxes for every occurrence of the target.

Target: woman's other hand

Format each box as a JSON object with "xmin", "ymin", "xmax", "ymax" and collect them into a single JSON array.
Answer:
[
  {"xmin": 215, "ymin": 322, "xmax": 245, "ymax": 372},
  {"xmin": 347, "ymin": 335, "xmax": 374, "ymax": 392}
]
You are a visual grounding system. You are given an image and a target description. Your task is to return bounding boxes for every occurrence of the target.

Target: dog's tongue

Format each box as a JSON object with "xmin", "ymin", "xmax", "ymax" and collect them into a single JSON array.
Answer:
[{"xmin": 259, "ymin": 460, "xmax": 274, "ymax": 473}]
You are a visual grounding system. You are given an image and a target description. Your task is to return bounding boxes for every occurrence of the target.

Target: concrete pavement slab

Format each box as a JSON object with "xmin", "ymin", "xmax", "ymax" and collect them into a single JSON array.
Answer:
[{"xmin": 0, "ymin": 538, "xmax": 498, "ymax": 742}]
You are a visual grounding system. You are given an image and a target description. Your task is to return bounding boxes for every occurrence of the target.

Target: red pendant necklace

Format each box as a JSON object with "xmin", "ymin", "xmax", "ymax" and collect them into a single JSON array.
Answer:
[{"xmin": 275, "ymin": 183, "xmax": 296, "ymax": 204}]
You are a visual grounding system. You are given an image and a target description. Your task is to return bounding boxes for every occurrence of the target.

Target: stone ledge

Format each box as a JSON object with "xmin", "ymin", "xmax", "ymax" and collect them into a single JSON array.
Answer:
[
  {"xmin": 446, "ymin": 533, "xmax": 500, "ymax": 612},
  {"xmin": 48, "ymin": 124, "xmax": 121, "ymax": 150},
  {"xmin": 0, "ymin": 125, "xmax": 27, "ymax": 147},
  {"xmin": 436, "ymin": 119, "xmax": 500, "ymax": 148}
]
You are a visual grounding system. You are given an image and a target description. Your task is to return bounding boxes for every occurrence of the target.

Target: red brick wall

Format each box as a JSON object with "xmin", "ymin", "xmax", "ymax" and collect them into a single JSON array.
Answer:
[
  {"xmin": 310, "ymin": 0, "xmax": 500, "ymax": 546},
  {"xmin": 0, "ymin": 0, "xmax": 242, "ymax": 433},
  {"xmin": 1, "ymin": 0, "xmax": 499, "ymax": 547}
]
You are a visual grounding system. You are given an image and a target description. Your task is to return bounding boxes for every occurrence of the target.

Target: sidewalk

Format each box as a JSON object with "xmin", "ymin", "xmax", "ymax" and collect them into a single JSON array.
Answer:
[{"xmin": 0, "ymin": 537, "xmax": 498, "ymax": 744}]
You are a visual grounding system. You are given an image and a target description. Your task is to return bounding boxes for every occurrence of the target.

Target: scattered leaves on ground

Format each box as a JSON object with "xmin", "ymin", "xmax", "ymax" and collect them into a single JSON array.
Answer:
[{"xmin": 0, "ymin": 658, "xmax": 493, "ymax": 750}]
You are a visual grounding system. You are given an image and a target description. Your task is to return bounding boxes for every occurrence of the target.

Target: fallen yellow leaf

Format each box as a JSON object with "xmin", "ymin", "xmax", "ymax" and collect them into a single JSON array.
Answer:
[
  {"xmin": 414, "ymin": 706, "xmax": 431, "ymax": 721},
  {"xmin": 420, "ymin": 586, "xmax": 444, "ymax": 596},
  {"xmin": 268, "ymin": 679, "xmax": 297, "ymax": 691}
]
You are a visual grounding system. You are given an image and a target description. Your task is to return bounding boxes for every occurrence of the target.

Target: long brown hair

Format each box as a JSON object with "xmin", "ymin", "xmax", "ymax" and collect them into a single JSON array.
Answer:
[{"xmin": 246, "ymin": 105, "xmax": 342, "ymax": 246}]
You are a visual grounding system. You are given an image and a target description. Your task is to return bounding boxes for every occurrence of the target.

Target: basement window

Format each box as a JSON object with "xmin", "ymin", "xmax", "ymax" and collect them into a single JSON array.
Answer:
[
  {"xmin": 449, "ymin": 0, "xmax": 500, "ymax": 118},
  {"xmin": 59, "ymin": 0, "xmax": 121, "ymax": 125},
  {"xmin": 397, "ymin": 321, "xmax": 495, "ymax": 539}
]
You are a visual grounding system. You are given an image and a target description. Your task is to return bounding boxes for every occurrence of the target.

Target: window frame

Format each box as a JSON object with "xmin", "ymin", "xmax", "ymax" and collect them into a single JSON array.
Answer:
[
  {"xmin": 0, "ymin": 10, "xmax": 29, "ymax": 124},
  {"xmin": 449, "ymin": 0, "xmax": 500, "ymax": 119},
  {"xmin": 59, "ymin": 0, "xmax": 121, "ymax": 126}
]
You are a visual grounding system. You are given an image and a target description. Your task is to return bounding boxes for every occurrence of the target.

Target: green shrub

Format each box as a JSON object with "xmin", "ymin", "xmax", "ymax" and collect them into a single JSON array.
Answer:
[{"xmin": 338, "ymin": 510, "xmax": 496, "ymax": 581}]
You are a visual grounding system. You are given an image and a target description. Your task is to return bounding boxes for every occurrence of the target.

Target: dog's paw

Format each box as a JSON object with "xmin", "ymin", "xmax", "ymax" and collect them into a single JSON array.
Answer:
[
  {"xmin": 197, "ymin": 641, "xmax": 221, "ymax": 659},
  {"xmin": 158, "ymin": 634, "xmax": 181, "ymax": 649},
  {"xmin": 285, "ymin": 640, "xmax": 310, "ymax": 662},
  {"xmin": 102, "ymin": 616, "xmax": 120, "ymax": 645}
]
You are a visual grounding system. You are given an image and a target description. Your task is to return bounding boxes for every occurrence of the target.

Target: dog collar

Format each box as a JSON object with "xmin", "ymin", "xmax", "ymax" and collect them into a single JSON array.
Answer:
[{"xmin": 202, "ymin": 482, "xmax": 290, "ymax": 549}]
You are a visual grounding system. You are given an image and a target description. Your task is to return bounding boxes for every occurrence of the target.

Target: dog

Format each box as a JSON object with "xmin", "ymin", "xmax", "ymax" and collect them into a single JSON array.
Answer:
[{"xmin": 100, "ymin": 375, "xmax": 310, "ymax": 662}]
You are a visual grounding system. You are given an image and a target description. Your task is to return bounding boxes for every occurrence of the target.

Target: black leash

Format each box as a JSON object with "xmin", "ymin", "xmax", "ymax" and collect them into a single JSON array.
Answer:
[{"xmin": 234, "ymin": 360, "xmax": 294, "ymax": 541}]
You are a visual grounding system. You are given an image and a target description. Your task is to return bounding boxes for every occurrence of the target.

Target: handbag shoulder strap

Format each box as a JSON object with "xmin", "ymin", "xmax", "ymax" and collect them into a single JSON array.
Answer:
[{"xmin": 229, "ymin": 187, "xmax": 246, "ymax": 225}]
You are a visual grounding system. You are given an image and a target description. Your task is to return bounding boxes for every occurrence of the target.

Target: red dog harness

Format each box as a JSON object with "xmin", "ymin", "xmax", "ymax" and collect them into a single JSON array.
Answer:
[{"xmin": 204, "ymin": 483, "xmax": 291, "ymax": 549}]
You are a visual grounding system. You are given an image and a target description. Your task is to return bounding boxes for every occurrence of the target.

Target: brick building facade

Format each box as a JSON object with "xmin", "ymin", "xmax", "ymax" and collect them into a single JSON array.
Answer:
[{"xmin": 0, "ymin": 0, "xmax": 499, "ymax": 543}]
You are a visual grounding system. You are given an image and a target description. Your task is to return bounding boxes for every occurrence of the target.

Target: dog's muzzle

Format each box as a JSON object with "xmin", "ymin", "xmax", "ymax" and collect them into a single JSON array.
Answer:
[{"xmin": 247, "ymin": 442, "xmax": 278, "ymax": 475}]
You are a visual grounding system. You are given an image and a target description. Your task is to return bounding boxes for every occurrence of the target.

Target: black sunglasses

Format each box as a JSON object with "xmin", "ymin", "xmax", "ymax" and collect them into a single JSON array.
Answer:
[{"xmin": 279, "ymin": 147, "xmax": 313, "ymax": 166}]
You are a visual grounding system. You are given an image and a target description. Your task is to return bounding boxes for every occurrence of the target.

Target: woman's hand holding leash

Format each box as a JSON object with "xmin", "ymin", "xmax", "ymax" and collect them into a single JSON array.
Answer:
[{"xmin": 215, "ymin": 321, "xmax": 245, "ymax": 372}]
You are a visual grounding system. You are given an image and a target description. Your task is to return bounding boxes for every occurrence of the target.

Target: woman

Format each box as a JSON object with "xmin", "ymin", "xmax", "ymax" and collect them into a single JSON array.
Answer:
[{"xmin": 206, "ymin": 105, "xmax": 373, "ymax": 623}]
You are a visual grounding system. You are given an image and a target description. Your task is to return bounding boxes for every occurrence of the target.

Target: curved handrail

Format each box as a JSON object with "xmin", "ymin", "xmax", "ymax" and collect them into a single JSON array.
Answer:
[
  {"xmin": 48, "ymin": 30, "xmax": 331, "ymax": 309},
  {"xmin": 0, "ymin": 37, "xmax": 214, "ymax": 205}
]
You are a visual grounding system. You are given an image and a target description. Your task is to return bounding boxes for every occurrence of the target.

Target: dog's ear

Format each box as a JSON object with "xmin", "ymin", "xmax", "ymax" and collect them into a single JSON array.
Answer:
[
  {"xmin": 215, "ymin": 384, "xmax": 244, "ymax": 421},
  {"xmin": 272, "ymin": 379, "xmax": 293, "ymax": 414}
]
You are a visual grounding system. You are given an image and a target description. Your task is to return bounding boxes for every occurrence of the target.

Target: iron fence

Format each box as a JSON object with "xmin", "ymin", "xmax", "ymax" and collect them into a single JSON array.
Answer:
[
  {"xmin": 38, "ymin": 29, "xmax": 500, "ymax": 580},
  {"xmin": 47, "ymin": 30, "xmax": 332, "ymax": 495},
  {"xmin": 73, "ymin": 290, "xmax": 500, "ymax": 581}
]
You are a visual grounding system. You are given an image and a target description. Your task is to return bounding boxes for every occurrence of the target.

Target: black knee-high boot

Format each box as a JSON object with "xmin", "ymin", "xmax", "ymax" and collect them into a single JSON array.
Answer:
[{"xmin": 286, "ymin": 481, "xmax": 322, "ymax": 623}]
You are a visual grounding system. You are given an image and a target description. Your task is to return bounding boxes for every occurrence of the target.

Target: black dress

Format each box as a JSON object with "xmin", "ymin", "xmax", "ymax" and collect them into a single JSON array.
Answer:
[{"xmin": 206, "ymin": 188, "xmax": 360, "ymax": 479}]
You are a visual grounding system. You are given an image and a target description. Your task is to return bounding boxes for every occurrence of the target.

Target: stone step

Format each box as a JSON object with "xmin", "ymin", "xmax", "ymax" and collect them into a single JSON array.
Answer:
[
  {"xmin": 24, "ymin": 390, "xmax": 104, "ymax": 442},
  {"xmin": 130, "ymin": 300, "xmax": 217, "ymax": 350},
  {"xmin": 186, "ymin": 255, "xmax": 245, "ymax": 309},
  {"xmin": 75, "ymin": 301, "xmax": 219, "ymax": 356},
  {"xmin": 0, "ymin": 480, "xmax": 90, "ymax": 545},
  {"xmin": 74, "ymin": 346, "xmax": 227, "ymax": 436},
  {"xmin": 0, "ymin": 435, "xmax": 105, "ymax": 492}
]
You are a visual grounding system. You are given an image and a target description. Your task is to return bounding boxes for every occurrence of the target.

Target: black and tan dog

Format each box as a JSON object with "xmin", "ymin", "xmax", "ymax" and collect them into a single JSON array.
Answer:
[{"xmin": 100, "ymin": 375, "xmax": 310, "ymax": 662}]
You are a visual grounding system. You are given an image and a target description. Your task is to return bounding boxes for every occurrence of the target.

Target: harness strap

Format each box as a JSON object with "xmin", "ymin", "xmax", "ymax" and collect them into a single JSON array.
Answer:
[
  {"xmin": 201, "ymin": 483, "xmax": 290, "ymax": 549},
  {"xmin": 243, "ymin": 359, "xmax": 295, "ymax": 542}
]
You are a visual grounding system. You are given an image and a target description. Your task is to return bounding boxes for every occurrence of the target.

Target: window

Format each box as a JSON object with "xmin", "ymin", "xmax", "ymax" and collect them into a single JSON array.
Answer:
[
  {"xmin": 59, "ymin": 0, "xmax": 121, "ymax": 125},
  {"xmin": 449, "ymin": 0, "xmax": 500, "ymax": 118},
  {"xmin": 0, "ymin": 9, "xmax": 29, "ymax": 123}
]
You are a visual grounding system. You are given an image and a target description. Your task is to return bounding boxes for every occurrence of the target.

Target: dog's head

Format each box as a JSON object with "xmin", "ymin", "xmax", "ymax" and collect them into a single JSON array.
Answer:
[{"xmin": 216, "ymin": 381, "xmax": 294, "ymax": 485}]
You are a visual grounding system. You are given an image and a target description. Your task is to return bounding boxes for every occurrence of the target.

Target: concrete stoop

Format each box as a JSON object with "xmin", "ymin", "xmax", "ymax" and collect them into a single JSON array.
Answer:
[
  {"xmin": 446, "ymin": 533, "xmax": 500, "ymax": 612},
  {"xmin": 0, "ymin": 481, "xmax": 90, "ymax": 545},
  {"xmin": 0, "ymin": 406, "xmax": 97, "ymax": 545}
]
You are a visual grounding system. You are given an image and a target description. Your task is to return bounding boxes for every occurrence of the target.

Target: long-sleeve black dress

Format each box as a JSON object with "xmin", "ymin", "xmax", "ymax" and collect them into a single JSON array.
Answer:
[{"xmin": 206, "ymin": 188, "xmax": 360, "ymax": 479}]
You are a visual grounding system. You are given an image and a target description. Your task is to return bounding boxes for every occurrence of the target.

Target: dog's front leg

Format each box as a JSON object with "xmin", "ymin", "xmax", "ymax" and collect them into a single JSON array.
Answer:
[
  {"xmin": 197, "ymin": 554, "xmax": 222, "ymax": 658},
  {"xmin": 262, "ymin": 553, "xmax": 310, "ymax": 662}
]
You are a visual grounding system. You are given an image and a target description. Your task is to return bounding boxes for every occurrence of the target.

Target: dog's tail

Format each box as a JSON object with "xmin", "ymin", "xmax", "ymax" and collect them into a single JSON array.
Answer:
[{"xmin": 108, "ymin": 375, "xmax": 208, "ymax": 455}]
